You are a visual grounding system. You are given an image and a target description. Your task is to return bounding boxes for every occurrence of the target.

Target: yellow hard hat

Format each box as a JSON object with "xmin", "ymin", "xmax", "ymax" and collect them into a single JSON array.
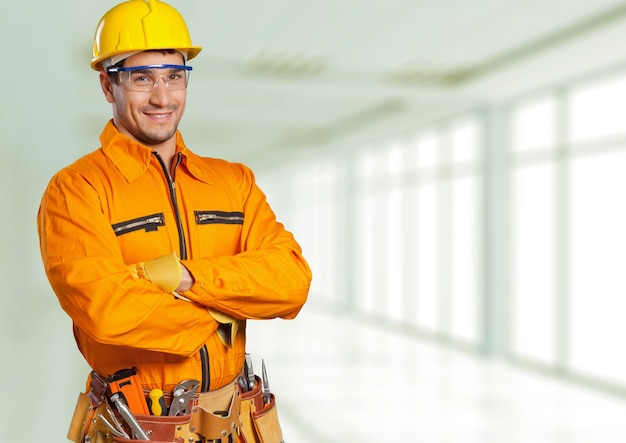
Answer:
[{"xmin": 91, "ymin": 0, "xmax": 202, "ymax": 71}]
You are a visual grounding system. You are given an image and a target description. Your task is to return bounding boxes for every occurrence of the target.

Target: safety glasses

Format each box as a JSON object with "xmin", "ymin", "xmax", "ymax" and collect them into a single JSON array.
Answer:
[{"xmin": 106, "ymin": 64, "xmax": 192, "ymax": 92}]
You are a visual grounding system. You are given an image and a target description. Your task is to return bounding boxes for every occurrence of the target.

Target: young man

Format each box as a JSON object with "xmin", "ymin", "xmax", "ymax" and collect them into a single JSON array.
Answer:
[{"xmin": 38, "ymin": 0, "xmax": 311, "ymax": 441}]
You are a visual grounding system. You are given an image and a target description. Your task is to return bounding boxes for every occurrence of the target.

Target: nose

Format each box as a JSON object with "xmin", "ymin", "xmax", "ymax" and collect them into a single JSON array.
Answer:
[{"xmin": 149, "ymin": 76, "xmax": 170, "ymax": 105}]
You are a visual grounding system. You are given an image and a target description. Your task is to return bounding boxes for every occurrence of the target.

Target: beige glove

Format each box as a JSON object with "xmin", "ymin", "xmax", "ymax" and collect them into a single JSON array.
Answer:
[
  {"xmin": 209, "ymin": 309, "xmax": 241, "ymax": 348},
  {"xmin": 128, "ymin": 252, "xmax": 182, "ymax": 293},
  {"xmin": 171, "ymin": 293, "xmax": 239, "ymax": 346}
]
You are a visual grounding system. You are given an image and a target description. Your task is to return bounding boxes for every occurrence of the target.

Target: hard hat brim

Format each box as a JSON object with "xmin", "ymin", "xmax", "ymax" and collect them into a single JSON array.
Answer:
[{"xmin": 91, "ymin": 46, "xmax": 202, "ymax": 71}]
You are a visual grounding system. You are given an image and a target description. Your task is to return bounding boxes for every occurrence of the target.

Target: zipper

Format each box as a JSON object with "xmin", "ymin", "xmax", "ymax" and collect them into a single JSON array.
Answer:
[
  {"xmin": 199, "ymin": 344, "xmax": 210, "ymax": 392},
  {"xmin": 153, "ymin": 151, "xmax": 210, "ymax": 391},
  {"xmin": 195, "ymin": 211, "xmax": 244, "ymax": 225},
  {"xmin": 153, "ymin": 152, "xmax": 187, "ymax": 260},
  {"xmin": 112, "ymin": 213, "xmax": 164, "ymax": 236}
]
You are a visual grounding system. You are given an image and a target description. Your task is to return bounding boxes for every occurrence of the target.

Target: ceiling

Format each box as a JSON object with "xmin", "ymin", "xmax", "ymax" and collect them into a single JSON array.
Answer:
[{"xmin": 12, "ymin": 0, "xmax": 626, "ymax": 166}]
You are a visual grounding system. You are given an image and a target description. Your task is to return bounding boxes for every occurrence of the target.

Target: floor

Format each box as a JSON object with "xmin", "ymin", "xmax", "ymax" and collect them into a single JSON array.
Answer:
[{"xmin": 246, "ymin": 307, "xmax": 626, "ymax": 443}]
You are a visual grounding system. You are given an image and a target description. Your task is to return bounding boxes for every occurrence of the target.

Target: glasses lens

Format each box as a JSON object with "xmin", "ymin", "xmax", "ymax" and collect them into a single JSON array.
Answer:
[
  {"xmin": 117, "ymin": 66, "xmax": 190, "ymax": 92},
  {"xmin": 163, "ymin": 68, "xmax": 190, "ymax": 90}
]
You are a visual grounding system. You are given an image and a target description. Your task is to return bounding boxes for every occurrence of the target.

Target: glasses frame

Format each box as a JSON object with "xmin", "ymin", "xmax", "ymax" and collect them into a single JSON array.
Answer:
[{"xmin": 105, "ymin": 64, "xmax": 193, "ymax": 92}]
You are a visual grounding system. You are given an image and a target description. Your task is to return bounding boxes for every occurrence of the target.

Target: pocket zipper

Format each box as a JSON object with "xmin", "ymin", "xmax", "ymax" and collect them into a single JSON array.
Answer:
[
  {"xmin": 195, "ymin": 211, "xmax": 244, "ymax": 225},
  {"xmin": 112, "ymin": 213, "xmax": 165, "ymax": 236}
]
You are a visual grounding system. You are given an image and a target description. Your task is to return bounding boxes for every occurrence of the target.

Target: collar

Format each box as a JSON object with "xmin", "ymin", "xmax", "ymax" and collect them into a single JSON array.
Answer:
[{"xmin": 99, "ymin": 120, "xmax": 213, "ymax": 184}]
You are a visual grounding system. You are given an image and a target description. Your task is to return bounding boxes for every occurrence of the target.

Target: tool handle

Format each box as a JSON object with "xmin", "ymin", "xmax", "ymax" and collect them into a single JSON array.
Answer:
[
  {"xmin": 110, "ymin": 393, "xmax": 151, "ymax": 440},
  {"xmin": 148, "ymin": 389, "xmax": 167, "ymax": 416}
]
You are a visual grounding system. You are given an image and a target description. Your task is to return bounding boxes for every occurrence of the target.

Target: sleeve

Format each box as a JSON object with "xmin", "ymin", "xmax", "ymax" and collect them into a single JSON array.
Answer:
[
  {"xmin": 37, "ymin": 168, "xmax": 215, "ymax": 357},
  {"xmin": 179, "ymin": 164, "xmax": 312, "ymax": 320}
]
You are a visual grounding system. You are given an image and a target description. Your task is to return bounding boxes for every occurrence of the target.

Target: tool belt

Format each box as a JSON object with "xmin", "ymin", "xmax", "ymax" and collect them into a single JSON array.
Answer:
[{"xmin": 67, "ymin": 364, "xmax": 284, "ymax": 443}]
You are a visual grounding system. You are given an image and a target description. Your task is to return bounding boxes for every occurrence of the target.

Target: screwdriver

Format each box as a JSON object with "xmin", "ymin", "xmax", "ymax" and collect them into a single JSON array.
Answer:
[{"xmin": 148, "ymin": 388, "xmax": 167, "ymax": 416}]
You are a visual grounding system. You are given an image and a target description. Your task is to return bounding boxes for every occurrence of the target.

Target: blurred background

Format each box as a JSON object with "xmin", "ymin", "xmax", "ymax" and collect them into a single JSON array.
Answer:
[{"xmin": 4, "ymin": 0, "xmax": 626, "ymax": 441}]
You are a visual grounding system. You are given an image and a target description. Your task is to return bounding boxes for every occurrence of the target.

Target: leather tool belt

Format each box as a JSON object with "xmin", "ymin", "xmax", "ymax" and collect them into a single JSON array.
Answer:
[{"xmin": 67, "ymin": 369, "xmax": 284, "ymax": 443}]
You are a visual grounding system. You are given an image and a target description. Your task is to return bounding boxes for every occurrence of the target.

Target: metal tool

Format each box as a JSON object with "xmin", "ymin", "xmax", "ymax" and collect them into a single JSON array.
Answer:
[
  {"xmin": 110, "ymin": 392, "xmax": 150, "ymax": 440},
  {"xmin": 244, "ymin": 353, "xmax": 255, "ymax": 390},
  {"xmin": 237, "ymin": 374, "xmax": 249, "ymax": 392},
  {"xmin": 261, "ymin": 359, "xmax": 271, "ymax": 405},
  {"xmin": 97, "ymin": 411, "xmax": 130, "ymax": 439},
  {"xmin": 168, "ymin": 379, "xmax": 200, "ymax": 416}
]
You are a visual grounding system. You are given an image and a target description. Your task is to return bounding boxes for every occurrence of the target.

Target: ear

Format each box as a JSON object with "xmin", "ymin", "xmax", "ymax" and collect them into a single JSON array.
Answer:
[{"xmin": 99, "ymin": 71, "xmax": 115, "ymax": 104}]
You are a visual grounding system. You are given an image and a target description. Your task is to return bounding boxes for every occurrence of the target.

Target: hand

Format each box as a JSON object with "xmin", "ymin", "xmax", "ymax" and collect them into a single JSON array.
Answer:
[
  {"xmin": 177, "ymin": 263, "xmax": 194, "ymax": 292},
  {"xmin": 127, "ymin": 252, "xmax": 182, "ymax": 292}
]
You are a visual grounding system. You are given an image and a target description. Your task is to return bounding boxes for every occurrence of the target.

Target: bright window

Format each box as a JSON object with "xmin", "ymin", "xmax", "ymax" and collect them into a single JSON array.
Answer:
[
  {"xmin": 450, "ymin": 176, "xmax": 480, "ymax": 343},
  {"xmin": 414, "ymin": 182, "xmax": 440, "ymax": 332},
  {"xmin": 416, "ymin": 132, "xmax": 441, "ymax": 169},
  {"xmin": 450, "ymin": 118, "xmax": 480, "ymax": 163},
  {"xmin": 569, "ymin": 150, "xmax": 626, "ymax": 385},
  {"xmin": 568, "ymin": 76, "xmax": 626, "ymax": 143},
  {"xmin": 510, "ymin": 164, "xmax": 556, "ymax": 365},
  {"xmin": 511, "ymin": 96, "xmax": 557, "ymax": 152}
]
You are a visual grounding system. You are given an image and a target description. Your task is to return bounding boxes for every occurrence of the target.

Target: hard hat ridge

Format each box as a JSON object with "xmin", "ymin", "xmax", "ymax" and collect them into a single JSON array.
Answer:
[{"xmin": 90, "ymin": 0, "xmax": 202, "ymax": 71}]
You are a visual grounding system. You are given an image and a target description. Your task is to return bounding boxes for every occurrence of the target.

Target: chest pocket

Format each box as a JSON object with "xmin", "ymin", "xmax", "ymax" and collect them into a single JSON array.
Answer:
[
  {"xmin": 195, "ymin": 210, "xmax": 244, "ymax": 225},
  {"xmin": 191, "ymin": 210, "xmax": 244, "ymax": 257},
  {"xmin": 111, "ymin": 212, "xmax": 176, "ymax": 262},
  {"xmin": 112, "ymin": 213, "xmax": 165, "ymax": 236}
]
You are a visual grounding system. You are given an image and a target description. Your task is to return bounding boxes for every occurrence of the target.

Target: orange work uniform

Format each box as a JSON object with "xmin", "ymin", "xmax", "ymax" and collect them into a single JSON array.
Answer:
[{"xmin": 38, "ymin": 120, "xmax": 311, "ymax": 393}]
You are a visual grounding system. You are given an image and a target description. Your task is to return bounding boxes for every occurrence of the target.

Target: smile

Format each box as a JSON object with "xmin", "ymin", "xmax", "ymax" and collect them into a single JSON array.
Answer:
[{"xmin": 145, "ymin": 113, "xmax": 172, "ymax": 120}]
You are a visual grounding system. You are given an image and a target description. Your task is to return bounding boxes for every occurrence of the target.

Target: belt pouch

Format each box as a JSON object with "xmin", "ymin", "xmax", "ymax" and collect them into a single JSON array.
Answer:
[
  {"xmin": 239, "ymin": 375, "xmax": 284, "ymax": 443},
  {"xmin": 190, "ymin": 388, "xmax": 242, "ymax": 441},
  {"xmin": 112, "ymin": 379, "xmax": 241, "ymax": 443},
  {"xmin": 251, "ymin": 394, "xmax": 283, "ymax": 443},
  {"xmin": 111, "ymin": 414, "xmax": 192, "ymax": 443},
  {"xmin": 67, "ymin": 392, "xmax": 117, "ymax": 443},
  {"xmin": 239, "ymin": 375, "xmax": 263, "ymax": 442},
  {"xmin": 67, "ymin": 392, "xmax": 93, "ymax": 443},
  {"xmin": 85, "ymin": 402, "xmax": 117, "ymax": 443}
]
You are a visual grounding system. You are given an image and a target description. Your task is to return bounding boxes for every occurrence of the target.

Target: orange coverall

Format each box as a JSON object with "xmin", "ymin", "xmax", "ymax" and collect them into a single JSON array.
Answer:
[{"xmin": 38, "ymin": 120, "xmax": 312, "ymax": 393}]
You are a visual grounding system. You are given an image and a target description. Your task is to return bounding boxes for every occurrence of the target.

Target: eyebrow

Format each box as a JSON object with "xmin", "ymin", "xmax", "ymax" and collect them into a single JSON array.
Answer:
[
  {"xmin": 128, "ymin": 68, "xmax": 153, "ymax": 75},
  {"xmin": 130, "ymin": 66, "xmax": 185, "ymax": 74}
]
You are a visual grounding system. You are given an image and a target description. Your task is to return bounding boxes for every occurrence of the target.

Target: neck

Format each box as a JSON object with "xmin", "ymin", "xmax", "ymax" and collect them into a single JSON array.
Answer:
[{"xmin": 152, "ymin": 144, "xmax": 177, "ymax": 170}]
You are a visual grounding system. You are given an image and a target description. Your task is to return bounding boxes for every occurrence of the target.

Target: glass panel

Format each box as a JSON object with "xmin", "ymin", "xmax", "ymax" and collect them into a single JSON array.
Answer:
[
  {"xmin": 387, "ymin": 139, "xmax": 413, "ymax": 174},
  {"xmin": 510, "ymin": 164, "xmax": 556, "ymax": 365},
  {"xmin": 450, "ymin": 176, "xmax": 480, "ymax": 344},
  {"xmin": 415, "ymin": 183, "xmax": 440, "ymax": 332},
  {"xmin": 353, "ymin": 192, "xmax": 376, "ymax": 314},
  {"xmin": 450, "ymin": 118, "xmax": 479, "ymax": 163},
  {"xmin": 358, "ymin": 148, "xmax": 389, "ymax": 178},
  {"xmin": 368, "ymin": 191, "xmax": 388, "ymax": 314},
  {"xmin": 356, "ymin": 149, "xmax": 376, "ymax": 178},
  {"xmin": 511, "ymin": 96, "xmax": 557, "ymax": 152},
  {"xmin": 416, "ymin": 132, "xmax": 441, "ymax": 169},
  {"xmin": 314, "ymin": 200, "xmax": 338, "ymax": 306},
  {"xmin": 568, "ymin": 75, "xmax": 626, "ymax": 143},
  {"xmin": 290, "ymin": 163, "xmax": 340, "ymax": 306},
  {"xmin": 387, "ymin": 187, "xmax": 404, "ymax": 321},
  {"xmin": 569, "ymin": 149, "xmax": 626, "ymax": 385}
]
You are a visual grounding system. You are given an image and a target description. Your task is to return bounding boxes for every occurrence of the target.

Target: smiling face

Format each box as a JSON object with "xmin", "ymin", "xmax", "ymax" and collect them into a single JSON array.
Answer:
[{"xmin": 100, "ymin": 50, "xmax": 187, "ymax": 152}]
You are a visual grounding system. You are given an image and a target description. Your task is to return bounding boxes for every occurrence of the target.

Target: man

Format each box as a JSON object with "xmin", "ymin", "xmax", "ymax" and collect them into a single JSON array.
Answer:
[{"xmin": 37, "ymin": 0, "xmax": 311, "ymax": 441}]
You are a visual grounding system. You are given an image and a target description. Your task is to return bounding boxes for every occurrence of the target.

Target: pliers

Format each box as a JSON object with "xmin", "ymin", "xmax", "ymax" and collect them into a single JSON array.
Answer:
[{"xmin": 168, "ymin": 379, "xmax": 200, "ymax": 416}]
